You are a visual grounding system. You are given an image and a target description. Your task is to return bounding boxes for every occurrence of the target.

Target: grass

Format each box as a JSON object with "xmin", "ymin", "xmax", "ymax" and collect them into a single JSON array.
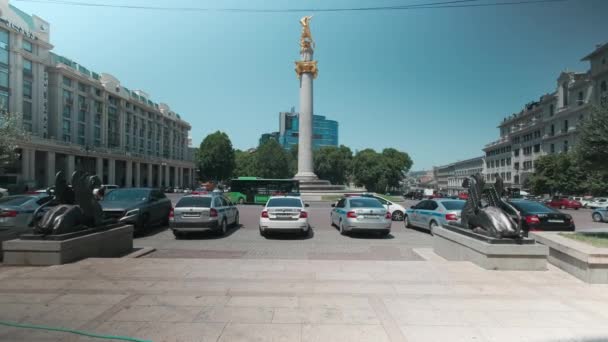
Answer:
[
  {"xmin": 320, "ymin": 194, "xmax": 405, "ymax": 202},
  {"xmin": 559, "ymin": 232, "xmax": 608, "ymax": 248}
]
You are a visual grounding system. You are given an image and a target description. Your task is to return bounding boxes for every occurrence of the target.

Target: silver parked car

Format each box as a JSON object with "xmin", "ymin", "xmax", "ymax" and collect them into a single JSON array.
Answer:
[
  {"xmin": 330, "ymin": 196, "xmax": 391, "ymax": 236},
  {"xmin": 259, "ymin": 196, "xmax": 310, "ymax": 237},
  {"xmin": 404, "ymin": 199, "xmax": 466, "ymax": 235},
  {"xmin": 592, "ymin": 208, "xmax": 608, "ymax": 223},
  {"xmin": 1, "ymin": 194, "xmax": 53, "ymax": 250},
  {"xmin": 170, "ymin": 194, "xmax": 239, "ymax": 238}
]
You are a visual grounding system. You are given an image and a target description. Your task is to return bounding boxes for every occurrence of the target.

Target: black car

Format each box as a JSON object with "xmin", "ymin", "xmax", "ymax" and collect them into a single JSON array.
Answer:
[
  {"xmin": 100, "ymin": 188, "xmax": 172, "ymax": 232},
  {"xmin": 507, "ymin": 199, "xmax": 575, "ymax": 235}
]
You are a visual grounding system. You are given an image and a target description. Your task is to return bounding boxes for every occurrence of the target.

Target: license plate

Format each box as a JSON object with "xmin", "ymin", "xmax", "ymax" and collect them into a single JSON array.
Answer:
[{"xmin": 548, "ymin": 219, "xmax": 563, "ymax": 223}]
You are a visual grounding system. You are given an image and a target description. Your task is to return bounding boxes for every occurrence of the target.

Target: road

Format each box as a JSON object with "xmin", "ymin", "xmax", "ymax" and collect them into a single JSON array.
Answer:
[{"xmin": 135, "ymin": 194, "xmax": 607, "ymax": 260}]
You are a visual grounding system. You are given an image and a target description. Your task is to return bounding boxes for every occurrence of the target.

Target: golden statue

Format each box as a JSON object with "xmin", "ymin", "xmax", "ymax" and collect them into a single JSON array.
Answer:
[{"xmin": 299, "ymin": 15, "xmax": 315, "ymax": 52}]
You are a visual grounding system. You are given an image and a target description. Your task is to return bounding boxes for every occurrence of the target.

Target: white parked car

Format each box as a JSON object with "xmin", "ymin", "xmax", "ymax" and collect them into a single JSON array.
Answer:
[
  {"xmin": 361, "ymin": 194, "xmax": 406, "ymax": 221},
  {"xmin": 259, "ymin": 196, "xmax": 310, "ymax": 237},
  {"xmin": 579, "ymin": 197, "xmax": 595, "ymax": 208},
  {"xmin": 588, "ymin": 197, "xmax": 608, "ymax": 209}
]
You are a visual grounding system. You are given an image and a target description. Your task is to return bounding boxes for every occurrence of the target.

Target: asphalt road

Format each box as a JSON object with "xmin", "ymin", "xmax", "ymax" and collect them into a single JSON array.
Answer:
[{"xmin": 135, "ymin": 194, "xmax": 607, "ymax": 261}]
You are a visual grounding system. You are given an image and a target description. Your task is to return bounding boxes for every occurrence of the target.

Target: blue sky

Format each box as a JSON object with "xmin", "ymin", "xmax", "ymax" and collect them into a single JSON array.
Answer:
[{"xmin": 17, "ymin": 0, "xmax": 608, "ymax": 170}]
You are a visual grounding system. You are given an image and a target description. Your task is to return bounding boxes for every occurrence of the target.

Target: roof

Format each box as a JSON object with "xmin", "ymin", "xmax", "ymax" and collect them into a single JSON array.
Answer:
[
  {"xmin": 581, "ymin": 42, "xmax": 608, "ymax": 61},
  {"xmin": 9, "ymin": 4, "xmax": 34, "ymax": 30}
]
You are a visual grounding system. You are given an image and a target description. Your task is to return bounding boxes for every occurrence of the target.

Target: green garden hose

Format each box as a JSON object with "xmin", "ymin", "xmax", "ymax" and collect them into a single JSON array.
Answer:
[{"xmin": 0, "ymin": 320, "xmax": 152, "ymax": 342}]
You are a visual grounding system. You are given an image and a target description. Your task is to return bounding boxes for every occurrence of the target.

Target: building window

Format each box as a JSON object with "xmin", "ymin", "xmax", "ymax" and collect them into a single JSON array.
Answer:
[
  {"xmin": 601, "ymin": 81, "xmax": 607, "ymax": 93},
  {"xmin": 0, "ymin": 29, "xmax": 9, "ymax": 65},
  {"xmin": 78, "ymin": 82, "xmax": 88, "ymax": 93},
  {"xmin": 550, "ymin": 124, "xmax": 555, "ymax": 136},
  {"xmin": 563, "ymin": 120, "xmax": 568, "ymax": 133},
  {"xmin": 514, "ymin": 149, "xmax": 519, "ymax": 157},
  {"xmin": 562, "ymin": 82, "xmax": 568, "ymax": 107},
  {"xmin": 514, "ymin": 162, "xmax": 519, "ymax": 170},
  {"xmin": 95, "ymin": 88, "xmax": 102, "ymax": 96},
  {"xmin": 549, "ymin": 104, "xmax": 554, "ymax": 116},
  {"xmin": 63, "ymin": 105, "xmax": 71, "ymax": 118},
  {"xmin": 578, "ymin": 91, "xmax": 584, "ymax": 105},
  {"xmin": 506, "ymin": 172, "xmax": 511, "ymax": 181},
  {"xmin": 63, "ymin": 76, "xmax": 72, "ymax": 87},
  {"xmin": 0, "ymin": 66, "xmax": 8, "ymax": 88},
  {"xmin": 507, "ymin": 157, "xmax": 511, "ymax": 165},
  {"xmin": 501, "ymin": 159, "xmax": 505, "ymax": 167},
  {"xmin": 23, "ymin": 80, "xmax": 32, "ymax": 99},
  {"xmin": 77, "ymin": 123, "xmax": 85, "ymax": 145},
  {"xmin": 23, "ymin": 59, "xmax": 33, "ymax": 76},
  {"xmin": 563, "ymin": 140, "xmax": 569, "ymax": 153},
  {"xmin": 0, "ymin": 90, "xmax": 8, "ymax": 113},
  {"xmin": 62, "ymin": 119, "xmax": 71, "ymax": 142},
  {"xmin": 534, "ymin": 144, "xmax": 540, "ymax": 153},
  {"xmin": 550, "ymin": 143, "xmax": 555, "ymax": 154},
  {"xmin": 23, "ymin": 40, "xmax": 33, "ymax": 53}
]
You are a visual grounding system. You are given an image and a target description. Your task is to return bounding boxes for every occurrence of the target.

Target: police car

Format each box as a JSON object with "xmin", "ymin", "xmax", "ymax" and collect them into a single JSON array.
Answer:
[{"xmin": 404, "ymin": 199, "xmax": 466, "ymax": 235}]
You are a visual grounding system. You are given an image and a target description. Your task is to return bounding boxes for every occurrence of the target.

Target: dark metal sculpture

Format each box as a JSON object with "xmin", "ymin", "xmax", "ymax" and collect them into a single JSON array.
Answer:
[
  {"xmin": 33, "ymin": 171, "xmax": 104, "ymax": 235},
  {"xmin": 460, "ymin": 173, "xmax": 523, "ymax": 239}
]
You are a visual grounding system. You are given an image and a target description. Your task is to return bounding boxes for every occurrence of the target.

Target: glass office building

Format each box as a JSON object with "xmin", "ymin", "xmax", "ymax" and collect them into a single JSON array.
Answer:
[{"xmin": 274, "ymin": 110, "xmax": 338, "ymax": 150}]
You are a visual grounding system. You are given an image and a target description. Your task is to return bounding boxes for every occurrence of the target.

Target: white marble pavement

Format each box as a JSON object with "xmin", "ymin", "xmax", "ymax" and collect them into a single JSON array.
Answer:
[{"xmin": 1, "ymin": 256, "xmax": 608, "ymax": 342}]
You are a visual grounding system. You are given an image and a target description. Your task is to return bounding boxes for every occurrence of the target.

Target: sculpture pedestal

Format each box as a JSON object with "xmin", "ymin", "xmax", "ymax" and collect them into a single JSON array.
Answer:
[
  {"xmin": 2, "ymin": 224, "xmax": 133, "ymax": 266},
  {"xmin": 433, "ymin": 225, "xmax": 547, "ymax": 271}
]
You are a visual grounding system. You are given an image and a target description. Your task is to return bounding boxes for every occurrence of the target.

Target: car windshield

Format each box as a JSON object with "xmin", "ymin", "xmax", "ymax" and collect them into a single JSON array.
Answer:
[
  {"xmin": 349, "ymin": 198, "xmax": 384, "ymax": 208},
  {"xmin": 442, "ymin": 201, "xmax": 465, "ymax": 210},
  {"xmin": 176, "ymin": 197, "xmax": 212, "ymax": 208},
  {"xmin": 103, "ymin": 189, "xmax": 150, "ymax": 202},
  {"xmin": 266, "ymin": 198, "xmax": 302, "ymax": 208},
  {"xmin": 510, "ymin": 200, "xmax": 554, "ymax": 213},
  {"xmin": 0, "ymin": 196, "xmax": 32, "ymax": 206}
]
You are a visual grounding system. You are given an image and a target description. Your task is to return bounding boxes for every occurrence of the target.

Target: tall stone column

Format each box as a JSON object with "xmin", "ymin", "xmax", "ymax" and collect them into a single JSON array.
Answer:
[
  {"xmin": 165, "ymin": 165, "xmax": 171, "ymax": 188},
  {"xmin": 125, "ymin": 161, "xmax": 133, "ymax": 188},
  {"xmin": 173, "ymin": 166, "xmax": 179, "ymax": 188},
  {"xmin": 28, "ymin": 149, "xmax": 36, "ymax": 181},
  {"xmin": 147, "ymin": 164, "xmax": 153, "ymax": 188},
  {"xmin": 46, "ymin": 151, "xmax": 56, "ymax": 187},
  {"xmin": 108, "ymin": 159, "xmax": 116, "ymax": 185},
  {"xmin": 294, "ymin": 16, "xmax": 318, "ymax": 181},
  {"xmin": 67, "ymin": 155, "xmax": 76, "ymax": 179},
  {"xmin": 96, "ymin": 157, "xmax": 103, "ymax": 180},
  {"xmin": 135, "ymin": 162, "xmax": 141, "ymax": 187},
  {"xmin": 20, "ymin": 149, "xmax": 30, "ymax": 182}
]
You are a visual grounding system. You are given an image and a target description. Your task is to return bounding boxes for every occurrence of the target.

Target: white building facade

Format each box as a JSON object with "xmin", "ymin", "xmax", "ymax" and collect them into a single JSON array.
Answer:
[
  {"xmin": 0, "ymin": 0, "xmax": 195, "ymax": 189},
  {"xmin": 483, "ymin": 42, "xmax": 608, "ymax": 188}
]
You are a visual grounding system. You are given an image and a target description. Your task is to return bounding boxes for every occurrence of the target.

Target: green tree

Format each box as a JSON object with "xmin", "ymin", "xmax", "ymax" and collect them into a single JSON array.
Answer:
[
  {"xmin": 255, "ymin": 139, "xmax": 290, "ymax": 178},
  {"xmin": 197, "ymin": 131, "xmax": 235, "ymax": 182},
  {"xmin": 577, "ymin": 105, "xmax": 608, "ymax": 170},
  {"xmin": 287, "ymin": 145, "xmax": 298, "ymax": 178},
  {"xmin": 381, "ymin": 148, "xmax": 413, "ymax": 190},
  {"xmin": 352, "ymin": 149, "xmax": 385, "ymax": 192},
  {"xmin": 234, "ymin": 149, "xmax": 257, "ymax": 177},
  {"xmin": 528, "ymin": 153, "xmax": 585, "ymax": 196},
  {"xmin": 0, "ymin": 112, "xmax": 25, "ymax": 172},
  {"xmin": 313, "ymin": 145, "xmax": 353, "ymax": 185}
]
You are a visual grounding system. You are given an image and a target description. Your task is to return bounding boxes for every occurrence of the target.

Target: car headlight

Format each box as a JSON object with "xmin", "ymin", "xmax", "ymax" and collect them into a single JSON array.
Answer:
[{"xmin": 125, "ymin": 209, "xmax": 140, "ymax": 217}]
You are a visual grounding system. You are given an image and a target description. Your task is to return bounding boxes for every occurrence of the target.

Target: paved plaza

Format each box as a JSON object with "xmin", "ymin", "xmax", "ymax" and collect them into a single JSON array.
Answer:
[{"xmin": 1, "ymin": 199, "xmax": 608, "ymax": 341}]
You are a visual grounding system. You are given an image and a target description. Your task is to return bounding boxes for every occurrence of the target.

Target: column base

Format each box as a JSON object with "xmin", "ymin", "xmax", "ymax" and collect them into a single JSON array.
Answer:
[{"xmin": 293, "ymin": 172, "xmax": 318, "ymax": 182}]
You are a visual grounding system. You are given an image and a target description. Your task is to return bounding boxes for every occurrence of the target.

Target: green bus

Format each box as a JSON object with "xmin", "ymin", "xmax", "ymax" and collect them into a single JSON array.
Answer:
[{"xmin": 227, "ymin": 177, "xmax": 300, "ymax": 204}]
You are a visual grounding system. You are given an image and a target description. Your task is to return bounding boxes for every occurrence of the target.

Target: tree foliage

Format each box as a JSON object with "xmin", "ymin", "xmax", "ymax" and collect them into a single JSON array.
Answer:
[
  {"xmin": 197, "ymin": 131, "xmax": 235, "ymax": 182},
  {"xmin": 352, "ymin": 148, "xmax": 412, "ymax": 192},
  {"xmin": 577, "ymin": 105, "xmax": 608, "ymax": 170},
  {"xmin": 528, "ymin": 153, "xmax": 585, "ymax": 195},
  {"xmin": 0, "ymin": 112, "xmax": 26, "ymax": 172},
  {"xmin": 255, "ymin": 139, "xmax": 290, "ymax": 179},
  {"xmin": 313, "ymin": 145, "xmax": 353, "ymax": 185},
  {"xmin": 234, "ymin": 150, "xmax": 257, "ymax": 177}
]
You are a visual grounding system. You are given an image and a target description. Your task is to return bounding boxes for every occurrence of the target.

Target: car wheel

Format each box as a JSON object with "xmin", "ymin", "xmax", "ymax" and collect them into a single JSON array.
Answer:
[
  {"xmin": 238, "ymin": 198, "xmax": 245, "ymax": 205},
  {"xmin": 392, "ymin": 210, "xmax": 404, "ymax": 221},
  {"xmin": 429, "ymin": 220, "xmax": 438, "ymax": 235},
  {"xmin": 233, "ymin": 213, "xmax": 240, "ymax": 227},
  {"xmin": 574, "ymin": 207, "xmax": 579, "ymax": 210},
  {"xmin": 173, "ymin": 230, "xmax": 184, "ymax": 239},
  {"xmin": 259, "ymin": 226, "xmax": 266, "ymax": 237},
  {"xmin": 219, "ymin": 219, "xmax": 228, "ymax": 236},
  {"xmin": 339, "ymin": 220, "xmax": 347, "ymax": 236},
  {"xmin": 592, "ymin": 213, "xmax": 603, "ymax": 222},
  {"xmin": 136, "ymin": 213, "xmax": 148, "ymax": 233},
  {"xmin": 404, "ymin": 215, "xmax": 412, "ymax": 228}
]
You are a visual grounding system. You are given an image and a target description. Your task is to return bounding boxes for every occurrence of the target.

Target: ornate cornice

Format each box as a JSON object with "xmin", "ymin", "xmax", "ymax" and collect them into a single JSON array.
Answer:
[{"xmin": 295, "ymin": 61, "xmax": 318, "ymax": 79}]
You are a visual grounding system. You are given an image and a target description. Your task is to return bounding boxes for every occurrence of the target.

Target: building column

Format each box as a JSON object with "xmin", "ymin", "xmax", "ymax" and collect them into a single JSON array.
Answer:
[
  {"xmin": 125, "ymin": 161, "xmax": 133, "ymax": 188},
  {"xmin": 46, "ymin": 151, "xmax": 56, "ymax": 187},
  {"xmin": 135, "ymin": 162, "xmax": 141, "ymax": 187},
  {"xmin": 28, "ymin": 149, "xmax": 36, "ymax": 181},
  {"xmin": 147, "ymin": 164, "xmax": 153, "ymax": 188},
  {"xmin": 164, "ymin": 165, "xmax": 170, "ymax": 188},
  {"xmin": 67, "ymin": 155, "xmax": 76, "ymax": 179},
  {"xmin": 96, "ymin": 157, "xmax": 103, "ymax": 179},
  {"xmin": 178, "ymin": 167, "xmax": 182, "ymax": 187},
  {"xmin": 20, "ymin": 149, "xmax": 30, "ymax": 182},
  {"xmin": 108, "ymin": 159, "xmax": 116, "ymax": 185},
  {"xmin": 173, "ymin": 166, "xmax": 179, "ymax": 188}
]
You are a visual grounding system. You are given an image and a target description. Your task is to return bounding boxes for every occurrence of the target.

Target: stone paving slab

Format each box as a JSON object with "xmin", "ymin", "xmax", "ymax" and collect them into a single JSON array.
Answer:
[{"xmin": 0, "ymin": 258, "xmax": 608, "ymax": 342}]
